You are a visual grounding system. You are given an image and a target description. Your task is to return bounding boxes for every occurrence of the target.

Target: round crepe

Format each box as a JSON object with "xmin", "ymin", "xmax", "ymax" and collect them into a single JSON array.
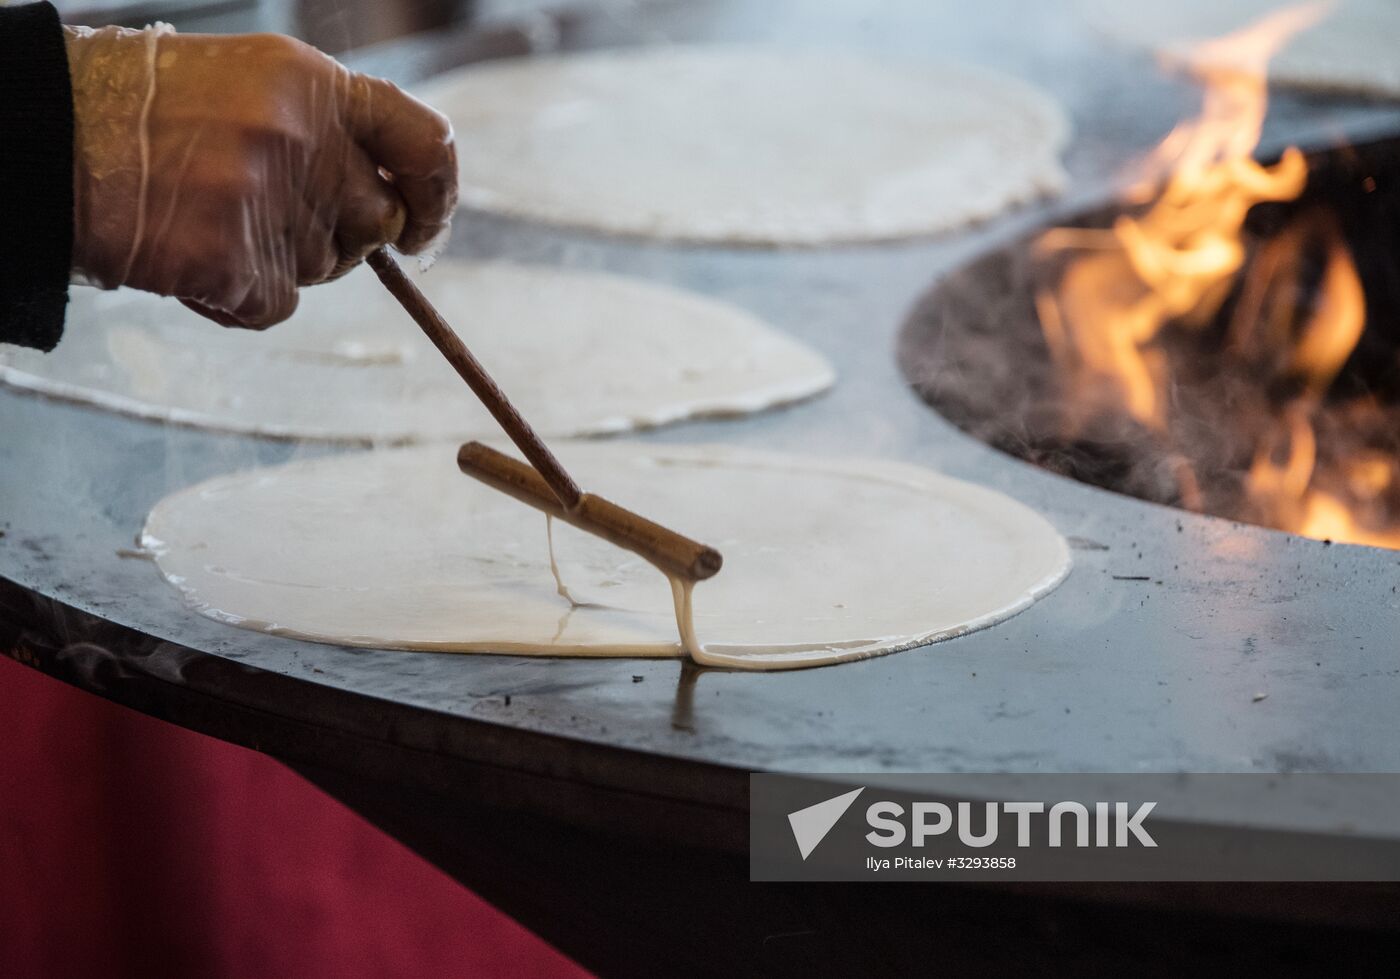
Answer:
[
  {"xmin": 1079, "ymin": 0, "xmax": 1400, "ymax": 99},
  {"xmin": 0, "ymin": 262, "xmax": 833, "ymax": 442},
  {"xmin": 139, "ymin": 443, "xmax": 1071, "ymax": 671},
  {"xmin": 415, "ymin": 46, "xmax": 1070, "ymax": 244}
]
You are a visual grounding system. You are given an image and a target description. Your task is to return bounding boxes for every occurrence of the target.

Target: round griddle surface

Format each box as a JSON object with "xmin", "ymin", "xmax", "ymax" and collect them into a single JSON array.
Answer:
[{"xmin": 5, "ymin": 0, "xmax": 1400, "ymax": 847}]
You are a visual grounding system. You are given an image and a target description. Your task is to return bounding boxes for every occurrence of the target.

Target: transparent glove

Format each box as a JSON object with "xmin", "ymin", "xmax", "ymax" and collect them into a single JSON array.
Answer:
[{"xmin": 65, "ymin": 25, "xmax": 458, "ymax": 328}]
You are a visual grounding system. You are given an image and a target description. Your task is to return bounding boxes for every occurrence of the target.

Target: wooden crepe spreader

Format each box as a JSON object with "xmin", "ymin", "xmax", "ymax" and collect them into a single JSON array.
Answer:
[{"xmin": 367, "ymin": 247, "xmax": 723, "ymax": 585}]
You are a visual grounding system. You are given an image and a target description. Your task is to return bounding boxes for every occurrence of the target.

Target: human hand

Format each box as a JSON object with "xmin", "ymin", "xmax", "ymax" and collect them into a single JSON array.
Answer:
[{"xmin": 65, "ymin": 26, "xmax": 457, "ymax": 328}]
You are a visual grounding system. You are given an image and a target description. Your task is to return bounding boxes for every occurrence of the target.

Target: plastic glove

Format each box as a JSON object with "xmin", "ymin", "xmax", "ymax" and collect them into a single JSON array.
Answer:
[{"xmin": 65, "ymin": 25, "xmax": 458, "ymax": 328}]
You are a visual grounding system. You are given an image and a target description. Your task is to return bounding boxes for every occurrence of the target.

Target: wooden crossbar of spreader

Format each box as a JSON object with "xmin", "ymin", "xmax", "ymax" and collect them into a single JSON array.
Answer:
[{"xmin": 457, "ymin": 442, "xmax": 723, "ymax": 582}]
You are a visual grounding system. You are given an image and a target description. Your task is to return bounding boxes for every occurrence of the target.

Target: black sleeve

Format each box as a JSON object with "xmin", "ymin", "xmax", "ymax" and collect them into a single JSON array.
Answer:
[{"xmin": 0, "ymin": 1, "xmax": 74, "ymax": 352}]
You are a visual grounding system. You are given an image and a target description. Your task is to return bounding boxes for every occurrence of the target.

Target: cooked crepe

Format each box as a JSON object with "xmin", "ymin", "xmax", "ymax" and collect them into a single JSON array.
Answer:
[
  {"xmin": 1080, "ymin": 0, "xmax": 1400, "ymax": 99},
  {"xmin": 140, "ymin": 443, "xmax": 1071, "ymax": 671},
  {"xmin": 417, "ymin": 46, "xmax": 1070, "ymax": 244},
  {"xmin": 0, "ymin": 262, "xmax": 833, "ymax": 442}
]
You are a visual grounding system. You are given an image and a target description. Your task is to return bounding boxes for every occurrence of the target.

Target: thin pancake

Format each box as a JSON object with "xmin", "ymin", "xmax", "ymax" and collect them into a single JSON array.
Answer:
[
  {"xmin": 140, "ymin": 443, "xmax": 1071, "ymax": 671},
  {"xmin": 417, "ymin": 47, "xmax": 1070, "ymax": 244},
  {"xmin": 0, "ymin": 262, "xmax": 834, "ymax": 442}
]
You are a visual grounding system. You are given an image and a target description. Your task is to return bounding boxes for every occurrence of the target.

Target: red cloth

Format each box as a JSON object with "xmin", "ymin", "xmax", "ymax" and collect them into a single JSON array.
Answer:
[{"xmin": 0, "ymin": 655, "xmax": 589, "ymax": 979}]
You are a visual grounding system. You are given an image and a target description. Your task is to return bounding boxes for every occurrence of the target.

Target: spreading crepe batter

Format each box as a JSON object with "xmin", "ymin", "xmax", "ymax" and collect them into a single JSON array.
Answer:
[
  {"xmin": 415, "ymin": 46, "xmax": 1070, "ymax": 244},
  {"xmin": 0, "ymin": 262, "xmax": 833, "ymax": 442},
  {"xmin": 139, "ymin": 443, "xmax": 1071, "ymax": 671},
  {"xmin": 1079, "ymin": 0, "xmax": 1400, "ymax": 99}
]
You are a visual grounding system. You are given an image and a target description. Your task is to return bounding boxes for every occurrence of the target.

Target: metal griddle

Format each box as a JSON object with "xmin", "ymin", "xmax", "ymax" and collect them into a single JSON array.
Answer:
[{"xmin": 6, "ymin": 1, "xmax": 1400, "ymax": 971}]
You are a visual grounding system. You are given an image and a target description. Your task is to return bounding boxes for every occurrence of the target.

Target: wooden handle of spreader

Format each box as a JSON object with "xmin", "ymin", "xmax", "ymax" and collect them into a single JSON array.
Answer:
[
  {"xmin": 458, "ymin": 442, "xmax": 724, "ymax": 582},
  {"xmin": 367, "ymin": 248, "xmax": 583, "ymax": 510}
]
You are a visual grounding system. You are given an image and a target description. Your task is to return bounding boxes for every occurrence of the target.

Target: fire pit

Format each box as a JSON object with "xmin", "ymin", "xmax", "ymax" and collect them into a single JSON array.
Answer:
[
  {"xmin": 900, "ymin": 17, "xmax": 1400, "ymax": 550},
  {"xmin": 899, "ymin": 132, "xmax": 1400, "ymax": 548}
]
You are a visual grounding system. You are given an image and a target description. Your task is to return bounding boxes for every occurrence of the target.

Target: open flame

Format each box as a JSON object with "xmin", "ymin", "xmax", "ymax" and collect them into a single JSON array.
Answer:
[{"xmin": 1034, "ymin": 1, "xmax": 1398, "ymax": 549}]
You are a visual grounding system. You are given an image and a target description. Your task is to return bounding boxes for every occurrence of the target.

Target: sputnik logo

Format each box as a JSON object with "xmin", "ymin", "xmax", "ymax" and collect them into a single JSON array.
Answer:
[{"xmin": 787, "ymin": 787, "xmax": 865, "ymax": 860}]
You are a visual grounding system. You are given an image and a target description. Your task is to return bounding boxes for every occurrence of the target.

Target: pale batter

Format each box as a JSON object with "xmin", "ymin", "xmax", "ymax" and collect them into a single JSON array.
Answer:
[
  {"xmin": 139, "ymin": 443, "xmax": 1071, "ymax": 671},
  {"xmin": 1079, "ymin": 0, "xmax": 1400, "ymax": 99},
  {"xmin": 0, "ymin": 262, "xmax": 834, "ymax": 442},
  {"xmin": 416, "ymin": 46, "xmax": 1070, "ymax": 244}
]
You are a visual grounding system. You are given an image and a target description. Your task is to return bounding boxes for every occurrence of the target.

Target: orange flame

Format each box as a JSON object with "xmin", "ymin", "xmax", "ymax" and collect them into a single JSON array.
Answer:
[{"xmin": 1035, "ymin": 1, "xmax": 1394, "ymax": 549}]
